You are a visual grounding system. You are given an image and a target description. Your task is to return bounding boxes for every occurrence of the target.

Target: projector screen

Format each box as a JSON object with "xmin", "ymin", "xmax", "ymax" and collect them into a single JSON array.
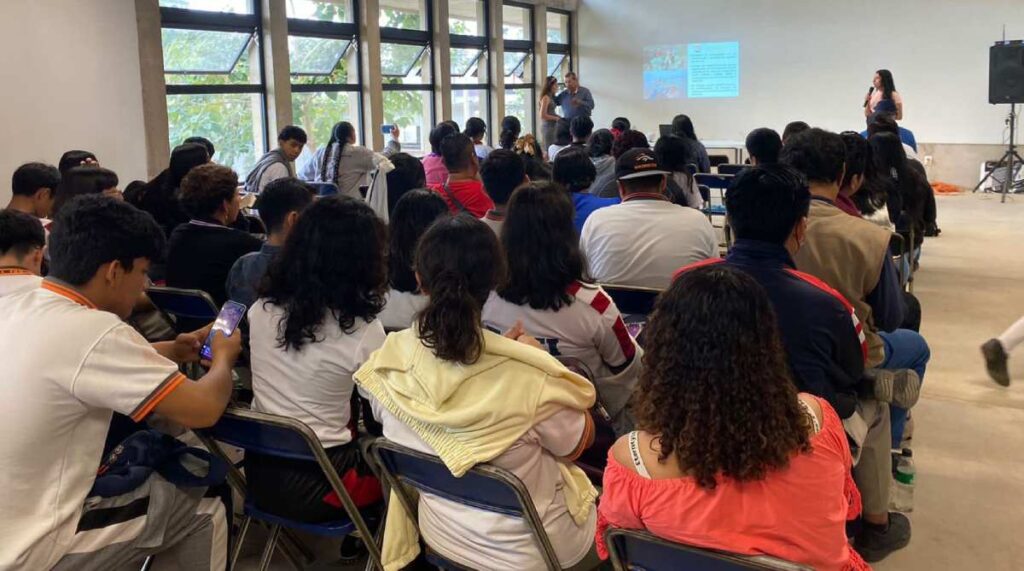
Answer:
[{"xmin": 643, "ymin": 41, "xmax": 740, "ymax": 100}]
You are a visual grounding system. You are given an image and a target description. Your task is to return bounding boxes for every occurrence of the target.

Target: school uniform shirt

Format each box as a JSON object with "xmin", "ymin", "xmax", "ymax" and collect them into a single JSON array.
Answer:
[
  {"xmin": 0, "ymin": 281, "xmax": 185, "ymax": 570},
  {"xmin": 572, "ymin": 192, "xmax": 619, "ymax": 235},
  {"xmin": 0, "ymin": 267, "xmax": 42, "ymax": 297},
  {"xmin": 378, "ymin": 288, "xmax": 427, "ymax": 332},
  {"xmin": 421, "ymin": 153, "xmax": 449, "ymax": 187},
  {"xmin": 482, "ymin": 284, "xmax": 642, "ymax": 421},
  {"xmin": 428, "ymin": 179, "xmax": 495, "ymax": 218},
  {"xmin": 474, "ymin": 143, "xmax": 493, "ymax": 160},
  {"xmin": 166, "ymin": 220, "xmax": 263, "ymax": 306},
  {"xmin": 479, "ymin": 210, "xmax": 505, "ymax": 237},
  {"xmin": 580, "ymin": 197, "xmax": 717, "ymax": 289},
  {"xmin": 248, "ymin": 300, "xmax": 386, "ymax": 447}
]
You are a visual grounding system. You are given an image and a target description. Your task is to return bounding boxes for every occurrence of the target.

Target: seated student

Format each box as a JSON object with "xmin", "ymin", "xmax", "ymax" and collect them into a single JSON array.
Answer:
[
  {"xmin": 745, "ymin": 127, "xmax": 782, "ymax": 165},
  {"xmin": 588, "ymin": 129, "xmax": 617, "ymax": 197},
  {"xmin": 609, "ymin": 116, "xmax": 631, "ymax": 140},
  {"xmin": 580, "ymin": 149, "xmax": 717, "ymax": 289},
  {"xmin": 7, "ymin": 162, "xmax": 60, "ymax": 224},
  {"xmin": 0, "ymin": 195, "xmax": 241, "ymax": 570},
  {"xmin": 422, "ymin": 122, "xmax": 459, "ymax": 185},
  {"xmin": 302, "ymin": 121, "xmax": 400, "ymax": 198},
  {"xmin": 514, "ymin": 134, "xmax": 552, "ymax": 181},
  {"xmin": 247, "ymin": 196, "xmax": 386, "ymax": 524},
  {"xmin": 52, "ymin": 165, "xmax": 121, "ymax": 215},
  {"xmin": 0, "ymin": 210, "xmax": 45, "ymax": 296},
  {"xmin": 722, "ymin": 165, "xmax": 911, "ymax": 562},
  {"xmin": 569, "ymin": 115, "xmax": 594, "ymax": 149},
  {"xmin": 428, "ymin": 133, "xmax": 494, "ymax": 217},
  {"xmin": 384, "ymin": 152, "xmax": 427, "ymax": 216},
  {"xmin": 139, "ymin": 143, "xmax": 210, "ymax": 238},
  {"xmin": 167, "ymin": 164, "xmax": 262, "ymax": 305},
  {"xmin": 653, "ymin": 134, "xmax": 703, "ymax": 208},
  {"xmin": 498, "ymin": 115, "xmax": 522, "ymax": 151},
  {"xmin": 837, "ymin": 132, "xmax": 871, "ymax": 217},
  {"xmin": 379, "ymin": 190, "xmax": 449, "ymax": 331},
  {"xmin": 183, "ymin": 136, "xmax": 216, "ymax": 161},
  {"xmin": 226, "ymin": 178, "xmax": 314, "ymax": 308},
  {"xmin": 863, "ymin": 111, "xmax": 918, "ymax": 156},
  {"xmin": 784, "ymin": 129, "xmax": 929, "ymax": 451},
  {"xmin": 244, "ymin": 125, "xmax": 307, "ymax": 194},
  {"xmin": 479, "ymin": 149, "xmax": 527, "ymax": 235},
  {"xmin": 611, "ymin": 129, "xmax": 649, "ymax": 159},
  {"xmin": 464, "ymin": 117, "xmax": 493, "ymax": 160},
  {"xmin": 483, "ymin": 182, "xmax": 640, "ymax": 430},
  {"xmin": 552, "ymin": 148, "xmax": 619, "ymax": 233},
  {"xmin": 670, "ymin": 114, "xmax": 711, "ymax": 173},
  {"xmin": 782, "ymin": 121, "xmax": 810, "ymax": 145},
  {"xmin": 57, "ymin": 150, "xmax": 98, "ymax": 175},
  {"xmin": 597, "ymin": 264, "xmax": 868, "ymax": 571},
  {"xmin": 355, "ymin": 215, "xmax": 598, "ymax": 571},
  {"xmin": 548, "ymin": 118, "xmax": 573, "ymax": 161}
]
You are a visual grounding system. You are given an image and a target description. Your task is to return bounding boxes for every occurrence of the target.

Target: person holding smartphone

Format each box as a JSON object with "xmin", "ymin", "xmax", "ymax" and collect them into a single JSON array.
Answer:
[{"xmin": 0, "ymin": 195, "xmax": 242, "ymax": 571}]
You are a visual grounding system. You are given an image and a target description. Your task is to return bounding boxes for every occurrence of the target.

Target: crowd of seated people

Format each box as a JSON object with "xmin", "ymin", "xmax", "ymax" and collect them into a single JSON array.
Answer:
[{"xmin": 0, "ymin": 105, "xmax": 940, "ymax": 570}]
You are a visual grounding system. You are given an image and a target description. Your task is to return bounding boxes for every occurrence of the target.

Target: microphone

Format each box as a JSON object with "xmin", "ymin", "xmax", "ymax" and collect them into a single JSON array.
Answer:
[{"xmin": 864, "ymin": 86, "xmax": 874, "ymax": 108}]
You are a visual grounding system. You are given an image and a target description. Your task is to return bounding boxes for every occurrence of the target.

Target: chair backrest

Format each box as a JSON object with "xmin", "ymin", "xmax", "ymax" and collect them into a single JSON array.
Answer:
[
  {"xmin": 606, "ymin": 528, "xmax": 815, "ymax": 571},
  {"xmin": 695, "ymin": 173, "xmax": 734, "ymax": 191},
  {"xmin": 717, "ymin": 164, "xmax": 747, "ymax": 176},
  {"xmin": 310, "ymin": 182, "xmax": 339, "ymax": 197},
  {"xmin": 147, "ymin": 286, "xmax": 219, "ymax": 322},
  {"xmin": 709, "ymin": 155, "xmax": 731, "ymax": 168},
  {"xmin": 368, "ymin": 438, "xmax": 561, "ymax": 569},
  {"xmin": 601, "ymin": 284, "xmax": 662, "ymax": 317}
]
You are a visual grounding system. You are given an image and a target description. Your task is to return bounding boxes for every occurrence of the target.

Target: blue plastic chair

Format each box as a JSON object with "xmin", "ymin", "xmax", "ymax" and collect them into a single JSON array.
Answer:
[
  {"xmin": 367, "ymin": 438, "xmax": 562, "ymax": 570},
  {"xmin": 196, "ymin": 408, "xmax": 383, "ymax": 571},
  {"xmin": 309, "ymin": 182, "xmax": 339, "ymax": 197},
  {"xmin": 146, "ymin": 286, "xmax": 218, "ymax": 333},
  {"xmin": 695, "ymin": 173, "xmax": 735, "ymax": 250},
  {"xmin": 605, "ymin": 527, "xmax": 814, "ymax": 571},
  {"xmin": 600, "ymin": 284, "xmax": 662, "ymax": 320}
]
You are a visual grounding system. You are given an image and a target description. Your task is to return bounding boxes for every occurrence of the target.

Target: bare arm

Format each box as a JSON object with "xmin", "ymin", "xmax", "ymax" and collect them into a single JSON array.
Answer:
[
  {"xmin": 539, "ymin": 96, "xmax": 559, "ymax": 121},
  {"xmin": 153, "ymin": 329, "xmax": 242, "ymax": 428},
  {"xmin": 895, "ymin": 92, "xmax": 904, "ymax": 121}
]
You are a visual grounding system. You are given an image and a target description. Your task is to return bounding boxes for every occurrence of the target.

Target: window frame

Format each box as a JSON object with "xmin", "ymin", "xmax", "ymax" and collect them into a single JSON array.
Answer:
[
  {"xmin": 502, "ymin": 1, "xmax": 534, "ymax": 134},
  {"xmin": 380, "ymin": 0, "xmax": 436, "ymax": 145},
  {"xmin": 159, "ymin": 3, "xmax": 269, "ymax": 152},
  {"xmin": 449, "ymin": 0, "xmax": 490, "ymax": 144},
  {"xmin": 547, "ymin": 7, "xmax": 572, "ymax": 77}
]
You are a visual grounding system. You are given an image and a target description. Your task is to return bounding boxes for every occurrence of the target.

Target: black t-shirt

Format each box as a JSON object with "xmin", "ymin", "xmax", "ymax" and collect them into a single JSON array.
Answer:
[{"xmin": 166, "ymin": 221, "xmax": 263, "ymax": 306}]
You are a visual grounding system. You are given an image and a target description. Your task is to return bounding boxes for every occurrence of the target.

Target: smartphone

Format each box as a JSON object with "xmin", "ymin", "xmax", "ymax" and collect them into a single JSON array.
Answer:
[
  {"xmin": 380, "ymin": 124, "xmax": 395, "ymax": 134},
  {"xmin": 199, "ymin": 301, "xmax": 247, "ymax": 361},
  {"xmin": 625, "ymin": 321, "xmax": 645, "ymax": 339}
]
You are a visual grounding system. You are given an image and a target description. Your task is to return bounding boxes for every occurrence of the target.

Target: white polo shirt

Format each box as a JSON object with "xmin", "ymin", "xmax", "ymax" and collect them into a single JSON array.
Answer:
[
  {"xmin": 0, "ymin": 281, "xmax": 185, "ymax": 570},
  {"xmin": 580, "ymin": 196, "xmax": 717, "ymax": 289},
  {"xmin": 248, "ymin": 300, "xmax": 386, "ymax": 447},
  {"xmin": 378, "ymin": 289, "xmax": 427, "ymax": 332},
  {"xmin": 0, "ymin": 267, "xmax": 42, "ymax": 298}
]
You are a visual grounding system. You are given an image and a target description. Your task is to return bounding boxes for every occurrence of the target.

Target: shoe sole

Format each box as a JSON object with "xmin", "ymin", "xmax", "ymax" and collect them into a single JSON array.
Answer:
[
  {"xmin": 982, "ymin": 341, "xmax": 1011, "ymax": 387},
  {"xmin": 872, "ymin": 369, "xmax": 922, "ymax": 408}
]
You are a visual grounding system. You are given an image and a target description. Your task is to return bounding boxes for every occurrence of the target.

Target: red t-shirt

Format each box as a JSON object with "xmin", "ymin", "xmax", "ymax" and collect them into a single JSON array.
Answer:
[{"xmin": 429, "ymin": 179, "xmax": 494, "ymax": 218}]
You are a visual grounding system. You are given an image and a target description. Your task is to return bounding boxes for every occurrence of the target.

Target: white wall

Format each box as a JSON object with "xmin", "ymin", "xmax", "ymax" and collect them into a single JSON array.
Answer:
[
  {"xmin": 578, "ymin": 0, "xmax": 1024, "ymax": 146},
  {"xmin": 0, "ymin": 0, "xmax": 147, "ymax": 205}
]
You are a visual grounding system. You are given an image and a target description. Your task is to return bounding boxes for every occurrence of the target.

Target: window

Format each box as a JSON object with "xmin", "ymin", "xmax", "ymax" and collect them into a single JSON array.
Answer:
[
  {"xmin": 287, "ymin": 0, "xmax": 361, "ymax": 177},
  {"xmin": 160, "ymin": 0, "xmax": 266, "ymax": 176},
  {"xmin": 546, "ymin": 10, "xmax": 569, "ymax": 44},
  {"xmin": 547, "ymin": 52, "xmax": 570, "ymax": 79},
  {"xmin": 449, "ymin": 0, "xmax": 489, "ymax": 143},
  {"xmin": 381, "ymin": 0, "xmax": 434, "ymax": 155},
  {"xmin": 547, "ymin": 9, "xmax": 571, "ymax": 79},
  {"xmin": 503, "ymin": 3, "xmax": 533, "ymax": 138}
]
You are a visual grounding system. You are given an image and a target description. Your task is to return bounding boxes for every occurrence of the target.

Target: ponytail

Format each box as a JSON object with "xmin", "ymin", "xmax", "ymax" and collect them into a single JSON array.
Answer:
[
  {"xmin": 499, "ymin": 116, "xmax": 521, "ymax": 150},
  {"xmin": 415, "ymin": 215, "xmax": 506, "ymax": 364},
  {"xmin": 319, "ymin": 121, "xmax": 354, "ymax": 181}
]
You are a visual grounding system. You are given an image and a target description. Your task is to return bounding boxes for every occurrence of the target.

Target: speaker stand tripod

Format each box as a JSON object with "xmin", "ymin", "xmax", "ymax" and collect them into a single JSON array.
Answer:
[{"xmin": 974, "ymin": 103, "xmax": 1023, "ymax": 203}]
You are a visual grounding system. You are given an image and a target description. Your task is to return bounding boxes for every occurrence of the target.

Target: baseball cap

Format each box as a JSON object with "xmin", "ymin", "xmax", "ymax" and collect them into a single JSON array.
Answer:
[{"xmin": 616, "ymin": 148, "xmax": 670, "ymax": 180}]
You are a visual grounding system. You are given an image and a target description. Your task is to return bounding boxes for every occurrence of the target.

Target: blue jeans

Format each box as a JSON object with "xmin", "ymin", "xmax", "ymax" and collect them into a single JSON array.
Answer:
[{"xmin": 879, "ymin": 329, "xmax": 930, "ymax": 448}]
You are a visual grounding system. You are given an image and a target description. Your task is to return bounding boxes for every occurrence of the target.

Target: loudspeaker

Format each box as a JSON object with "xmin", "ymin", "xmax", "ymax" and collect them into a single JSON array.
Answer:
[{"xmin": 990, "ymin": 42, "xmax": 1024, "ymax": 104}]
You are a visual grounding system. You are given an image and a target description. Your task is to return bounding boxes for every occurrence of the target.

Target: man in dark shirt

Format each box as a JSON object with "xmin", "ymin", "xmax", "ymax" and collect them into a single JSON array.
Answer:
[
  {"xmin": 553, "ymin": 72, "xmax": 595, "ymax": 120},
  {"xmin": 226, "ymin": 178, "xmax": 314, "ymax": 308},
  {"xmin": 719, "ymin": 164, "xmax": 910, "ymax": 563},
  {"xmin": 166, "ymin": 164, "xmax": 261, "ymax": 306}
]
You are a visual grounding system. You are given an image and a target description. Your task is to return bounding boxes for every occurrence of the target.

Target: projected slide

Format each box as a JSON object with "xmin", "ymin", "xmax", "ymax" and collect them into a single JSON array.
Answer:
[{"xmin": 643, "ymin": 41, "xmax": 739, "ymax": 100}]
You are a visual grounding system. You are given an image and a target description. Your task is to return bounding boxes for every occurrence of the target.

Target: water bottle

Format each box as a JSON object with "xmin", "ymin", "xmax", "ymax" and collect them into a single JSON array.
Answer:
[{"xmin": 891, "ymin": 449, "xmax": 915, "ymax": 512}]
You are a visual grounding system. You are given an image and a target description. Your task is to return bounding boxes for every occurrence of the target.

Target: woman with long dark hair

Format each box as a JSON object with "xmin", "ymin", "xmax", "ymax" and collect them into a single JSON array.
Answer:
[
  {"xmin": 869, "ymin": 132, "xmax": 929, "ymax": 246},
  {"xmin": 379, "ymin": 189, "xmax": 449, "ymax": 330},
  {"xmin": 539, "ymin": 76, "xmax": 561, "ymax": 150},
  {"xmin": 355, "ymin": 214, "xmax": 599, "ymax": 570},
  {"xmin": 484, "ymin": 182, "xmax": 639, "ymax": 430},
  {"xmin": 865, "ymin": 69, "xmax": 903, "ymax": 121},
  {"xmin": 654, "ymin": 134, "xmax": 703, "ymax": 208},
  {"xmin": 671, "ymin": 114, "xmax": 711, "ymax": 173},
  {"xmin": 498, "ymin": 115, "xmax": 522, "ymax": 150},
  {"xmin": 52, "ymin": 165, "xmax": 120, "ymax": 216},
  {"xmin": 463, "ymin": 117, "xmax": 492, "ymax": 160},
  {"xmin": 588, "ymin": 128, "xmax": 617, "ymax": 198},
  {"xmin": 246, "ymin": 196, "xmax": 387, "ymax": 524},
  {"xmin": 138, "ymin": 142, "xmax": 209, "ymax": 238},
  {"xmin": 302, "ymin": 121, "xmax": 396, "ymax": 198},
  {"xmin": 422, "ymin": 122, "xmax": 459, "ymax": 186},
  {"xmin": 597, "ymin": 264, "xmax": 868, "ymax": 571}
]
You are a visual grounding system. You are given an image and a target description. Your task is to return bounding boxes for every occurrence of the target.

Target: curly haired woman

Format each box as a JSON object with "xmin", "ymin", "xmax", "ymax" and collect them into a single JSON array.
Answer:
[{"xmin": 596, "ymin": 264, "xmax": 869, "ymax": 571}]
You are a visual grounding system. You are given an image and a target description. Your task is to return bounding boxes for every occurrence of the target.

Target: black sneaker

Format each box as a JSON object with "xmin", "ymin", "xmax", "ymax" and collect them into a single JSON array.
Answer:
[
  {"xmin": 855, "ymin": 512, "xmax": 912, "ymax": 563},
  {"xmin": 338, "ymin": 534, "xmax": 367, "ymax": 563},
  {"xmin": 982, "ymin": 339, "xmax": 1010, "ymax": 386}
]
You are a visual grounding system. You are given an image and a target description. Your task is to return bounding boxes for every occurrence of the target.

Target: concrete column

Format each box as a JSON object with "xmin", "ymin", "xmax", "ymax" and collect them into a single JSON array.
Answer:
[
  {"xmin": 488, "ymin": 0, "xmax": 505, "ymax": 132},
  {"xmin": 135, "ymin": 0, "xmax": 170, "ymax": 178},
  {"xmin": 433, "ymin": 0, "xmax": 453, "ymax": 122},
  {"xmin": 534, "ymin": 4, "xmax": 548, "ymax": 86},
  {"xmin": 262, "ymin": 0, "xmax": 292, "ymax": 138},
  {"xmin": 362, "ymin": 0, "xmax": 385, "ymax": 150}
]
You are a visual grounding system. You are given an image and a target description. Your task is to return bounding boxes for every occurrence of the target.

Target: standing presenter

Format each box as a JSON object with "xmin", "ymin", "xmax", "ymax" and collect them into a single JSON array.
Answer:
[
  {"xmin": 554, "ymin": 72, "xmax": 595, "ymax": 121},
  {"xmin": 864, "ymin": 69, "xmax": 904, "ymax": 120}
]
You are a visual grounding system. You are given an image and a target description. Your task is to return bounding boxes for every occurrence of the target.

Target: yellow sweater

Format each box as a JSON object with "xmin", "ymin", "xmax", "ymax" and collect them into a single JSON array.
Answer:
[{"xmin": 354, "ymin": 328, "xmax": 598, "ymax": 570}]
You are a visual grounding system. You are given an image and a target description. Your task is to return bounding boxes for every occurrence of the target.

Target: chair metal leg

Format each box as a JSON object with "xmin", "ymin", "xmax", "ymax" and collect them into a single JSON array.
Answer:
[
  {"xmin": 139, "ymin": 555, "xmax": 154, "ymax": 571},
  {"xmin": 257, "ymin": 525, "xmax": 281, "ymax": 571},
  {"xmin": 229, "ymin": 516, "xmax": 251, "ymax": 571}
]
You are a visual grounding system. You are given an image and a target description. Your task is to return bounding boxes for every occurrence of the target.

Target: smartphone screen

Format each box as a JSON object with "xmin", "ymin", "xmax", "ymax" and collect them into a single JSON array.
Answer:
[
  {"xmin": 625, "ymin": 321, "xmax": 645, "ymax": 339},
  {"xmin": 380, "ymin": 124, "xmax": 394, "ymax": 134},
  {"xmin": 199, "ymin": 301, "xmax": 247, "ymax": 361}
]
